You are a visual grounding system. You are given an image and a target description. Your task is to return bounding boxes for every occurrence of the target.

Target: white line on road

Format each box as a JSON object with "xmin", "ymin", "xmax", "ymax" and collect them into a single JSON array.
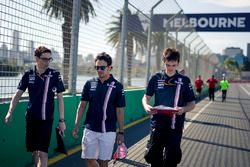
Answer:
[
  {"xmin": 183, "ymin": 92, "xmax": 222, "ymax": 132},
  {"xmin": 183, "ymin": 101, "xmax": 212, "ymax": 132},
  {"xmin": 240, "ymin": 84, "xmax": 250, "ymax": 96}
]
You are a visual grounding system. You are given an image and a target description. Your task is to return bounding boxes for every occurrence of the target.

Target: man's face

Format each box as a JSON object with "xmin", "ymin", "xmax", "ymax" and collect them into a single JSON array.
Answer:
[
  {"xmin": 36, "ymin": 52, "xmax": 53, "ymax": 69},
  {"xmin": 95, "ymin": 60, "xmax": 111, "ymax": 79},
  {"xmin": 164, "ymin": 60, "xmax": 179, "ymax": 76}
]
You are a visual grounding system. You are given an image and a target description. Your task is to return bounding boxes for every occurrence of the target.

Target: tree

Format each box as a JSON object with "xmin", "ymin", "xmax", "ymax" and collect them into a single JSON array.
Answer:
[
  {"xmin": 106, "ymin": 9, "xmax": 146, "ymax": 86},
  {"xmin": 224, "ymin": 57, "xmax": 239, "ymax": 71},
  {"xmin": 42, "ymin": 0, "xmax": 98, "ymax": 89},
  {"xmin": 241, "ymin": 57, "xmax": 250, "ymax": 71}
]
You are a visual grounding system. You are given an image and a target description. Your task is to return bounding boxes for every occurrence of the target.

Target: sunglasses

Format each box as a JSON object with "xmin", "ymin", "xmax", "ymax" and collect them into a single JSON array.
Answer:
[
  {"xmin": 95, "ymin": 66, "xmax": 107, "ymax": 71},
  {"xmin": 39, "ymin": 57, "xmax": 53, "ymax": 62}
]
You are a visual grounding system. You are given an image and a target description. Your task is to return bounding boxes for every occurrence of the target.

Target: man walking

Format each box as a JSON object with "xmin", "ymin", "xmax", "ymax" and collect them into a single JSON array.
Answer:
[
  {"xmin": 206, "ymin": 75, "xmax": 217, "ymax": 101},
  {"xmin": 220, "ymin": 76, "xmax": 229, "ymax": 102},
  {"xmin": 5, "ymin": 46, "xmax": 66, "ymax": 167},
  {"xmin": 142, "ymin": 48, "xmax": 195, "ymax": 167},
  {"xmin": 194, "ymin": 75, "xmax": 204, "ymax": 100},
  {"xmin": 72, "ymin": 52, "xmax": 125, "ymax": 167}
]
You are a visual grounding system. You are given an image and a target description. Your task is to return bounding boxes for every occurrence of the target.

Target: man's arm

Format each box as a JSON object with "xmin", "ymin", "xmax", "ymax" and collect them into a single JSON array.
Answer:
[
  {"xmin": 116, "ymin": 107, "xmax": 124, "ymax": 144},
  {"xmin": 142, "ymin": 94, "xmax": 156, "ymax": 114},
  {"xmin": 5, "ymin": 89, "xmax": 24, "ymax": 126},
  {"xmin": 57, "ymin": 92, "xmax": 66, "ymax": 132},
  {"xmin": 116, "ymin": 107, "xmax": 124, "ymax": 133},
  {"xmin": 176, "ymin": 101, "xmax": 195, "ymax": 115},
  {"xmin": 72, "ymin": 100, "xmax": 87, "ymax": 138}
]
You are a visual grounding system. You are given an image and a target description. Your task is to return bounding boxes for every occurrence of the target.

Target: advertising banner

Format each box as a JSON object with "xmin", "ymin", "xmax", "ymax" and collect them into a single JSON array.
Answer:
[{"xmin": 130, "ymin": 13, "xmax": 250, "ymax": 32}]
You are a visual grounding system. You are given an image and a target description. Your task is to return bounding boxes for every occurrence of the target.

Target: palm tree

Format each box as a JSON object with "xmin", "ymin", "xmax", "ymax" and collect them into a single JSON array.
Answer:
[
  {"xmin": 42, "ymin": 0, "xmax": 98, "ymax": 89},
  {"xmin": 106, "ymin": 9, "xmax": 146, "ymax": 86}
]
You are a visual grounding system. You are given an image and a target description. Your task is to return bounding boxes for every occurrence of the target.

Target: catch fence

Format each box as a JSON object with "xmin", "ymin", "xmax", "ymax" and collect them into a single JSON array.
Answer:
[{"xmin": 0, "ymin": 0, "xmax": 223, "ymax": 101}]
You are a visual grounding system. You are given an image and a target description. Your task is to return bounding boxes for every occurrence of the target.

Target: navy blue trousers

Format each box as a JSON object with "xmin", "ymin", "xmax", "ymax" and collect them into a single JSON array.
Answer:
[{"xmin": 146, "ymin": 128, "xmax": 183, "ymax": 167}]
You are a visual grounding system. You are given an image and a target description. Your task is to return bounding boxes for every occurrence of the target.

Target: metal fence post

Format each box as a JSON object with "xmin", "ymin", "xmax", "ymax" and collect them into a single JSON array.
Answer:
[
  {"xmin": 69, "ymin": 0, "xmax": 81, "ymax": 95},
  {"xmin": 182, "ymin": 31, "xmax": 194, "ymax": 69},
  {"xmin": 119, "ymin": 0, "xmax": 128, "ymax": 85},
  {"xmin": 146, "ymin": 0, "xmax": 163, "ymax": 84}
]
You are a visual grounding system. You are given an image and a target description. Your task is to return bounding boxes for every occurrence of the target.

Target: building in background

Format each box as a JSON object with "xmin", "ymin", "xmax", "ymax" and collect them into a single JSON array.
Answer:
[
  {"xmin": 223, "ymin": 47, "xmax": 244, "ymax": 57},
  {"xmin": 0, "ymin": 43, "xmax": 9, "ymax": 59}
]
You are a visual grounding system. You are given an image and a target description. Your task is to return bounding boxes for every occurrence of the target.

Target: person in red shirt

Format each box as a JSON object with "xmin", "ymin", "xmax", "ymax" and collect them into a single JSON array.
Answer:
[
  {"xmin": 206, "ymin": 75, "xmax": 218, "ymax": 101},
  {"xmin": 194, "ymin": 75, "xmax": 203, "ymax": 100}
]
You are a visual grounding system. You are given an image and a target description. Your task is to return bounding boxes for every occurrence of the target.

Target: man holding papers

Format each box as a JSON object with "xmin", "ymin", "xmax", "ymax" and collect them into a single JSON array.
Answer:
[{"xmin": 142, "ymin": 48, "xmax": 196, "ymax": 167}]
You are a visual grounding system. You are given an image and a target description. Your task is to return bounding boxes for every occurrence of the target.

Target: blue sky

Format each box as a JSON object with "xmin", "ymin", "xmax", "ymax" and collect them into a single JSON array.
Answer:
[{"xmin": 176, "ymin": 0, "xmax": 250, "ymax": 55}]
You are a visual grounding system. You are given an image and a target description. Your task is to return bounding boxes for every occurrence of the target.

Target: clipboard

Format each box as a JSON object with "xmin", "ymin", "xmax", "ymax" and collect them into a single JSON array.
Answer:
[
  {"xmin": 54, "ymin": 127, "xmax": 68, "ymax": 155},
  {"xmin": 152, "ymin": 105, "xmax": 178, "ymax": 115}
]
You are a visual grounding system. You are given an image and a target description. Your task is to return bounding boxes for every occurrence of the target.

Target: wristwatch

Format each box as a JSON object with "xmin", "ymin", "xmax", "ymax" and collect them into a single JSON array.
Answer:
[
  {"xmin": 118, "ymin": 131, "xmax": 124, "ymax": 135},
  {"xmin": 59, "ymin": 119, "xmax": 65, "ymax": 122}
]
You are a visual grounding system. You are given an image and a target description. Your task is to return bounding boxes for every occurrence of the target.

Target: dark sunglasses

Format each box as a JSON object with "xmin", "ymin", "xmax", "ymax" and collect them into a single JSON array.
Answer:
[
  {"xmin": 39, "ymin": 57, "xmax": 53, "ymax": 62},
  {"xmin": 95, "ymin": 66, "xmax": 107, "ymax": 71}
]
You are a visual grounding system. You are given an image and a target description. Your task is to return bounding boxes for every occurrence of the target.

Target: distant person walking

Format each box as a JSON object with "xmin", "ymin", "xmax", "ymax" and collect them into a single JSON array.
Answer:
[
  {"xmin": 5, "ymin": 46, "xmax": 66, "ymax": 167},
  {"xmin": 72, "ymin": 52, "xmax": 125, "ymax": 167},
  {"xmin": 194, "ymin": 75, "xmax": 204, "ymax": 100},
  {"xmin": 220, "ymin": 76, "xmax": 229, "ymax": 102},
  {"xmin": 206, "ymin": 75, "xmax": 218, "ymax": 101}
]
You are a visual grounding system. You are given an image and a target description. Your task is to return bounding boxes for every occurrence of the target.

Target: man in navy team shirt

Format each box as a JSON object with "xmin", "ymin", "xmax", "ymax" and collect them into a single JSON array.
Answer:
[
  {"xmin": 72, "ymin": 52, "xmax": 125, "ymax": 167},
  {"xmin": 5, "ymin": 46, "xmax": 66, "ymax": 167},
  {"xmin": 142, "ymin": 48, "xmax": 196, "ymax": 167}
]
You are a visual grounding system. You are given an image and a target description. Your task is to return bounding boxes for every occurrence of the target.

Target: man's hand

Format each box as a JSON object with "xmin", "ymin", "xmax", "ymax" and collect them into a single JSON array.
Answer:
[
  {"xmin": 144, "ymin": 104, "xmax": 157, "ymax": 115},
  {"xmin": 117, "ymin": 133, "xmax": 125, "ymax": 145},
  {"xmin": 175, "ymin": 107, "xmax": 185, "ymax": 115},
  {"xmin": 59, "ymin": 122, "xmax": 66, "ymax": 136},
  {"xmin": 72, "ymin": 127, "xmax": 79, "ymax": 139},
  {"xmin": 5, "ymin": 112, "xmax": 12, "ymax": 127}
]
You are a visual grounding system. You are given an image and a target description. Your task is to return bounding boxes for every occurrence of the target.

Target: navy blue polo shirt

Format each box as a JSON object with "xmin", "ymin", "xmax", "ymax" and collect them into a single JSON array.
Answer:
[
  {"xmin": 81, "ymin": 74, "xmax": 126, "ymax": 133},
  {"xmin": 146, "ymin": 71, "xmax": 195, "ymax": 130},
  {"xmin": 18, "ymin": 67, "xmax": 65, "ymax": 120}
]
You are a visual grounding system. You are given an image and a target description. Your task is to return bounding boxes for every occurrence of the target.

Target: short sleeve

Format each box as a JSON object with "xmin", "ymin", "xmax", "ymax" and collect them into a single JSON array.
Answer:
[
  {"xmin": 145, "ymin": 74, "xmax": 157, "ymax": 97},
  {"xmin": 56, "ymin": 72, "xmax": 65, "ymax": 93},
  {"xmin": 81, "ymin": 81, "xmax": 90, "ymax": 101},
  {"xmin": 184, "ymin": 77, "xmax": 196, "ymax": 103},
  {"xmin": 116, "ymin": 84, "xmax": 126, "ymax": 107},
  {"xmin": 17, "ymin": 72, "xmax": 29, "ymax": 92}
]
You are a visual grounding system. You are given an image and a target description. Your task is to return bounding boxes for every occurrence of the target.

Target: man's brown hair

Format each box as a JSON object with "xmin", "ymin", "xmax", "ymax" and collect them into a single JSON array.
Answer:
[
  {"xmin": 34, "ymin": 46, "xmax": 51, "ymax": 57},
  {"xmin": 162, "ymin": 48, "xmax": 180, "ymax": 63}
]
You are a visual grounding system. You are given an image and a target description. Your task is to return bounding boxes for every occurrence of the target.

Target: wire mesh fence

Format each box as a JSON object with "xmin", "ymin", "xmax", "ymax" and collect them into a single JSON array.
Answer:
[{"xmin": 0, "ymin": 0, "xmax": 223, "ymax": 101}]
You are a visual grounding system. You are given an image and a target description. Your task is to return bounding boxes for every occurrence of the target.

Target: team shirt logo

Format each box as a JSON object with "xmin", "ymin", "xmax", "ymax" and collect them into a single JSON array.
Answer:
[
  {"xmin": 107, "ymin": 83, "xmax": 116, "ymax": 88},
  {"xmin": 90, "ymin": 81, "xmax": 97, "ymax": 91},
  {"xmin": 157, "ymin": 79, "xmax": 165, "ymax": 89},
  {"xmin": 188, "ymin": 83, "xmax": 193, "ymax": 90},
  {"xmin": 175, "ymin": 78, "xmax": 183, "ymax": 85},
  {"xmin": 121, "ymin": 88, "xmax": 125, "ymax": 96},
  {"xmin": 58, "ymin": 75, "xmax": 62, "ymax": 82},
  {"xmin": 28, "ymin": 74, "xmax": 36, "ymax": 84},
  {"xmin": 165, "ymin": 78, "xmax": 176, "ymax": 86}
]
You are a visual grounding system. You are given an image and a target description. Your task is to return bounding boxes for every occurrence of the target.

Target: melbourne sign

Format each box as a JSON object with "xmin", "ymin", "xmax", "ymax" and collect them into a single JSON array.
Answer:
[{"xmin": 131, "ymin": 13, "xmax": 250, "ymax": 32}]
